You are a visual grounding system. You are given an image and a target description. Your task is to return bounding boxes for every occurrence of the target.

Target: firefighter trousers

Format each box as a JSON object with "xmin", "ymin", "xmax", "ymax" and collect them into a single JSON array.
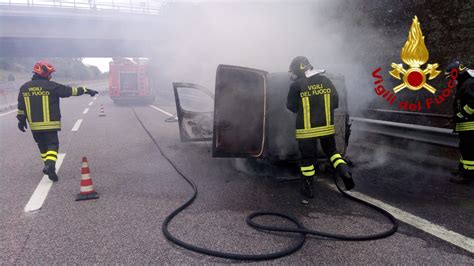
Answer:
[
  {"xmin": 459, "ymin": 131, "xmax": 474, "ymax": 177},
  {"xmin": 32, "ymin": 131, "xmax": 59, "ymax": 167},
  {"xmin": 297, "ymin": 135, "xmax": 347, "ymax": 178}
]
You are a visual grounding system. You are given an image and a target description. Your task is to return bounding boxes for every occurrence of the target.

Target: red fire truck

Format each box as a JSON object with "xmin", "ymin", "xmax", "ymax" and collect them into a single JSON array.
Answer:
[{"xmin": 109, "ymin": 58, "xmax": 155, "ymax": 103}]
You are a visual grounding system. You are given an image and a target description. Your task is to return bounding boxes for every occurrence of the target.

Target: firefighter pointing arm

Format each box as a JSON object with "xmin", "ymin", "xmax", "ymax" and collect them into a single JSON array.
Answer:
[
  {"xmin": 445, "ymin": 61, "xmax": 474, "ymax": 184},
  {"xmin": 16, "ymin": 61, "xmax": 98, "ymax": 182},
  {"xmin": 287, "ymin": 56, "xmax": 354, "ymax": 198}
]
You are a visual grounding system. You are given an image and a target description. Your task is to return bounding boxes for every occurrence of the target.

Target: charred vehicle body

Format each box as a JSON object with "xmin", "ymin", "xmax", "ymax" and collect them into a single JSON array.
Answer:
[{"xmin": 173, "ymin": 65, "xmax": 351, "ymax": 164}]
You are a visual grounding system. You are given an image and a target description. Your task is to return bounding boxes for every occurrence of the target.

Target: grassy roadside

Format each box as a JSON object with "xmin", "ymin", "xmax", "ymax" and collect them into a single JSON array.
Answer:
[
  {"xmin": 0, "ymin": 70, "xmax": 30, "ymax": 82},
  {"xmin": 1, "ymin": 70, "xmax": 107, "ymax": 84}
]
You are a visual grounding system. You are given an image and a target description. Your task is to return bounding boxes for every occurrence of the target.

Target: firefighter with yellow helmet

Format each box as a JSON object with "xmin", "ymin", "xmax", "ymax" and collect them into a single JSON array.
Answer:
[
  {"xmin": 287, "ymin": 56, "xmax": 354, "ymax": 198},
  {"xmin": 16, "ymin": 61, "xmax": 98, "ymax": 182}
]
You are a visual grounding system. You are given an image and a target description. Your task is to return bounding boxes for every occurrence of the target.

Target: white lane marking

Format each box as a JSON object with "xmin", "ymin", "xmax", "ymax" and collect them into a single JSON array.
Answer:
[
  {"xmin": 24, "ymin": 154, "xmax": 66, "ymax": 212},
  {"xmin": 325, "ymin": 183, "xmax": 474, "ymax": 253},
  {"xmin": 83, "ymin": 108, "xmax": 89, "ymax": 114},
  {"xmin": 71, "ymin": 119, "xmax": 83, "ymax": 131},
  {"xmin": 148, "ymin": 102, "xmax": 474, "ymax": 252},
  {"xmin": 93, "ymin": 97, "xmax": 97, "ymax": 100},
  {"xmin": 0, "ymin": 109, "xmax": 16, "ymax": 117},
  {"xmin": 149, "ymin": 105, "xmax": 173, "ymax": 117},
  {"xmin": 88, "ymin": 102, "xmax": 93, "ymax": 106}
]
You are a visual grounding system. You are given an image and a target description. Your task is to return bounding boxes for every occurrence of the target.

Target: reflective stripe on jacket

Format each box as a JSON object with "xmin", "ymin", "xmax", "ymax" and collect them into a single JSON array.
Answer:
[
  {"xmin": 17, "ymin": 78, "xmax": 86, "ymax": 132},
  {"xmin": 454, "ymin": 78, "xmax": 474, "ymax": 132},
  {"xmin": 287, "ymin": 73, "xmax": 339, "ymax": 139}
]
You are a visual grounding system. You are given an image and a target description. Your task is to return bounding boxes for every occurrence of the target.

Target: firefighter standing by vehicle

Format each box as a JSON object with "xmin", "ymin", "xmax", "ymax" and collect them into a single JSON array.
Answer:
[
  {"xmin": 445, "ymin": 61, "xmax": 474, "ymax": 184},
  {"xmin": 286, "ymin": 56, "xmax": 354, "ymax": 198},
  {"xmin": 16, "ymin": 61, "xmax": 98, "ymax": 181}
]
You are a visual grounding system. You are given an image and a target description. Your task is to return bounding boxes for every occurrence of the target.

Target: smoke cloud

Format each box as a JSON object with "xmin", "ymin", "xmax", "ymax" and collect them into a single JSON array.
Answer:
[{"xmin": 150, "ymin": 1, "xmax": 392, "ymax": 114}]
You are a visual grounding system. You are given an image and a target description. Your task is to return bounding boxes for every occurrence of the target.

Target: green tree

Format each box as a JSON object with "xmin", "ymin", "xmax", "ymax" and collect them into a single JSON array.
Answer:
[{"xmin": 0, "ymin": 57, "xmax": 104, "ymax": 80}]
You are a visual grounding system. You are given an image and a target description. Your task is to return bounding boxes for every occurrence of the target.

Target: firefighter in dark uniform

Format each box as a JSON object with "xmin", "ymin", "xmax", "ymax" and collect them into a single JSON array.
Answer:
[
  {"xmin": 17, "ymin": 61, "xmax": 98, "ymax": 181},
  {"xmin": 445, "ymin": 61, "xmax": 474, "ymax": 184},
  {"xmin": 287, "ymin": 56, "xmax": 354, "ymax": 198}
]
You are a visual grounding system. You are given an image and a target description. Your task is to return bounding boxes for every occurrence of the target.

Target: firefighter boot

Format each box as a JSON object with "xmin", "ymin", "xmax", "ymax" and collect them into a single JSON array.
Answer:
[
  {"xmin": 300, "ymin": 177, "xmax": 314, "ymax": 199},
  {"xmin": 43, "ymin": 161, "xmax": 58, "ymax": 182},
  {"xmin": 449, "ymin": 169, "xmax": 473, "ymax": 185},
  {"xmin": 336, "ymin": 163, "xmax": 355, "ymax": 190}
]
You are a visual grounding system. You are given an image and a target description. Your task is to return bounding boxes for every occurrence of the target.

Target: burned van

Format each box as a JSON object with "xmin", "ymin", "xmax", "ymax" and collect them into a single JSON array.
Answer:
[{"xmin": 173, "ymin": 64, "xmax": 350, "ymax": 162}]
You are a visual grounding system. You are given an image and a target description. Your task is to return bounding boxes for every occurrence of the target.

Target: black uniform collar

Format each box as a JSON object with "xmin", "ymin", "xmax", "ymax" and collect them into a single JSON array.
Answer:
[{"xmin": 32, "ymin": 74, "xmax": 49, "ymax": 81}]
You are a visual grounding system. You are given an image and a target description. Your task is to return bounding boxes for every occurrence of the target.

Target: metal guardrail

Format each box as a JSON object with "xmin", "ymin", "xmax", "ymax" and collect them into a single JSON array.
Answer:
[
  {"xmin": 368, "ymin": 108, "xmax": 452, "ymax": 119},
  {"xmin": 351, "ymin": 117, "xmax": 458, "ymax": 148},
  {"xmin": 361, "ymin": 108, "xmax": 452, "ymax": 128},
  {"xmin": 0, "ymin": 0, "xmax": 162, "ymax": 14}
]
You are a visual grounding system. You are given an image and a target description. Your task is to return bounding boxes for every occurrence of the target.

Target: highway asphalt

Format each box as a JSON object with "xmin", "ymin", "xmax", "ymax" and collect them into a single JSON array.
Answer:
[{"xmin": 0, "ymin": 86, "xmax": 472, "ymax": 264}]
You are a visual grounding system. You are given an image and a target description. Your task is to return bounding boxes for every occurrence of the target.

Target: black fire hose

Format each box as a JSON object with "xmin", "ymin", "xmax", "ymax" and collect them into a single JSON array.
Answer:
[{"xmin": 132, "ymin": 108, "xmax": 398, "ymax": 261}]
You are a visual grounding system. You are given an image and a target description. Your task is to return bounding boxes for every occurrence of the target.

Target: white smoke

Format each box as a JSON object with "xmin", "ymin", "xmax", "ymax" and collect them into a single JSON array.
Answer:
[{"xmin": 149, "ymin": 0, "xmax": 394, "ymax": 114}]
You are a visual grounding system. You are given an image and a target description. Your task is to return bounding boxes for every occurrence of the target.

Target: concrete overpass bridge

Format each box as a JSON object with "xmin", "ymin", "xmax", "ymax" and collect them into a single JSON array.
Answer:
[{"xmin": 0, "ymin": 1, "xmax": 168, "ymax": 57}]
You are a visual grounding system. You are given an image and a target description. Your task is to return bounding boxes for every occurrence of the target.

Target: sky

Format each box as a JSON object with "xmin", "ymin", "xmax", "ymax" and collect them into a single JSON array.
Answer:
[{"xmin": 82, "ymin": 58, "xmax": 112, "ymax": 73}]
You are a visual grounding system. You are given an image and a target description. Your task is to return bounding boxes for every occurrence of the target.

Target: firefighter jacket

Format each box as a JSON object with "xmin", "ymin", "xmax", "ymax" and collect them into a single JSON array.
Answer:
[
  {"xmin": 17, "ymin": 76, "xmax": 87, "ymax": 132},
  {"xmin": 287, "ymin": 72, "xmax": 339, "ymax": 139},
  {"xmin": 453, "ymin": 76, "xmax": 474, "ymax": 132}
]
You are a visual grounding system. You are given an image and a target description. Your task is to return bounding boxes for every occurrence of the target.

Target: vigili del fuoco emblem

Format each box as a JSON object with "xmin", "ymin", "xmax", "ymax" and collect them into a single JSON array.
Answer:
[{"xmin": 389, "ymin": 16, "xmax": 440, "ymax": 94}]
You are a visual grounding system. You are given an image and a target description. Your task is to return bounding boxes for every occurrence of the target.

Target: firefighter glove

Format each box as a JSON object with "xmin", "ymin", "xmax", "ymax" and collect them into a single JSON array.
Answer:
[
  {"xmin": 17, "ymin": 115, "xmax": 27, "ymax": 132},
  {"xmin": 84, "ymin": 88, "xmax": 98, "ymax": 97}
]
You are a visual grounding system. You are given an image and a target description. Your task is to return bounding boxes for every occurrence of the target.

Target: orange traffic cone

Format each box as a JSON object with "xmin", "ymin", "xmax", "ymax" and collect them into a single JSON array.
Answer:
[
  {"xmin": 98, "ymin": 104, "xmax": 106, "ymax": 117},
  {"xmin": 76, "ymin": 157, "xmax": 99, "ymax": 201}
]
